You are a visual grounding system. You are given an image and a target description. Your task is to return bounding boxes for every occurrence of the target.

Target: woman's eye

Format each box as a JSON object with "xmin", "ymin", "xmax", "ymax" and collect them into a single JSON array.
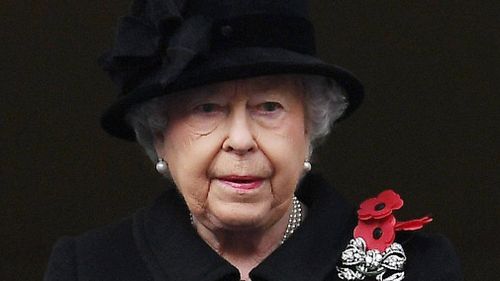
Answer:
[
  {"xmin": 259, "ymin": 102, "xmax": 282, "ymax": 112},
  {"xmin": 195, "ymin": 103, "xmax": 220, "ymax": 113}
]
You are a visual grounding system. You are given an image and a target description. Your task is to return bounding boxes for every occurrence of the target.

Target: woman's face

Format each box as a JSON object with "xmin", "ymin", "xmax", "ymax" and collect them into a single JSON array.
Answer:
[{"xmin": 155, "ymin": 75, "xmax": 309, "ymax": 232}]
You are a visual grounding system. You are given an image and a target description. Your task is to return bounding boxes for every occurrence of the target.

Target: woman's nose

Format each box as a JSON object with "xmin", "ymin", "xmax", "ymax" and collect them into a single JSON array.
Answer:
[{"xmin": 222, "ymin": 110, "xmax": 257, "ymax": 154}]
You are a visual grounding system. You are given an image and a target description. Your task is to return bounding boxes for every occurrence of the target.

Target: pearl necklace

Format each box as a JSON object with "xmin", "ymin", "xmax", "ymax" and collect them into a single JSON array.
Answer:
[
  {"xmin": 281, "ymin": 196, "xmax": 303, "ymax": 243},
  {"xmin": 189, "ymin": 196, "xmax": 303, "ymax": 244}
]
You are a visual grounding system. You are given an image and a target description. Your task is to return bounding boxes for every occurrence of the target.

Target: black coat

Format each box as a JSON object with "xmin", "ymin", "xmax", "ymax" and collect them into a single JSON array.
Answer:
[{"xmin": 44, "ymin": 174, "xmax": 462, "ymax": 281}]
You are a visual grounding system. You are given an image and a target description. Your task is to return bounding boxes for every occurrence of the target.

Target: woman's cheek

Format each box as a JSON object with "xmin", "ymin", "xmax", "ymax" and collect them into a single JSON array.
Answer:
[
  {"xmin": 260, "ymin": 132, "xmax": 305, "ymax": 198},
  {"xmin": 177, "ymin": 177, "xmax": 209, "ymax": 212}
]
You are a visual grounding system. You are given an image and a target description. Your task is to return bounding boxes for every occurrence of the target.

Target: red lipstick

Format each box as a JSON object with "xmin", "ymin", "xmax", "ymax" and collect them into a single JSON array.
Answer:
[{"xmin": 217, "ymin": 175, "xmax": 264, "ymax": 190}]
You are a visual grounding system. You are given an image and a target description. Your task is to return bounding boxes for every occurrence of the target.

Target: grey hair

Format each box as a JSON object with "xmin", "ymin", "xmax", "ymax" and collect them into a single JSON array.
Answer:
[{"xmin": 125, "ymin": 75, "xmax": 348, "ymax": 162}]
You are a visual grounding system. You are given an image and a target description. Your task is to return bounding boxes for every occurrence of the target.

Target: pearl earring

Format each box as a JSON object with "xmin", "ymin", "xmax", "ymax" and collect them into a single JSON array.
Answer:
[
  {"xmin": 155, "ymin": 158, "xmax": 168, "ymax": 174},
  {"xmin": 304, "ymin": 161, "xmax": 312, "ymax": 172}
]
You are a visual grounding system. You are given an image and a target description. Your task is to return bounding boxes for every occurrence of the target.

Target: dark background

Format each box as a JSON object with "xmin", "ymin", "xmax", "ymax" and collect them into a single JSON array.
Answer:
[{"xmin": 2, "ymin": 1, "xmax": 499, "ymax": 280}]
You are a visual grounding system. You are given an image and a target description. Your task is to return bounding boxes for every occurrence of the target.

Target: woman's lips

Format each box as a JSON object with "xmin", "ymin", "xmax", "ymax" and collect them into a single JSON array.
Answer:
[{"xmin": 217, "ymin": 176, "xmax": 264, "ymax": 190}]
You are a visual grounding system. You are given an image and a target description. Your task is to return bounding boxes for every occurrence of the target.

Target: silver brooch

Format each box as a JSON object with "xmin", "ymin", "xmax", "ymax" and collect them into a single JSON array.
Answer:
[{"xmin": 337, "ymin": 237, "xmax": 406, "ymax": 281}]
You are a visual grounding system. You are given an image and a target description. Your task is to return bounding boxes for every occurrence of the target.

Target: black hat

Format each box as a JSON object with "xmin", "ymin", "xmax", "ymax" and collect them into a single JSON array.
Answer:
[{"xmin": 100, "ymin": 0, "xmax": 364, "ymax": 141}]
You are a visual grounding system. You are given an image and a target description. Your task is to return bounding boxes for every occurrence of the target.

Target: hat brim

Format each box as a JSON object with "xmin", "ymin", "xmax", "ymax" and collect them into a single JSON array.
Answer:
[{"xmin": 101, "ymin": 47, "xmax": 364, "ymax": 141}]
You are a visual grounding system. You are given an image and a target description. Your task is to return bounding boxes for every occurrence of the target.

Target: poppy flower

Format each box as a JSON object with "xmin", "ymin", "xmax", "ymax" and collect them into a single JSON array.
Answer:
[
  {"xmin": 395, "ymin": 216, "xmax": 433, "ymax": 231},
  {"xmin": 357, "ymin": 189, "xmax": 404, "ymax": 220},
  {"xmin": 354, "ymin": 215, "xmax": 396, "ymax": 251}
]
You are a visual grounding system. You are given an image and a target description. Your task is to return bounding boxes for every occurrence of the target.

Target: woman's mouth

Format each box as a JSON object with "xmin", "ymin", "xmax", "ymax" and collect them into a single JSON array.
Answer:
[{"xmin": 217, "ymin": 176, "xmax": 264, "ymax": 190}]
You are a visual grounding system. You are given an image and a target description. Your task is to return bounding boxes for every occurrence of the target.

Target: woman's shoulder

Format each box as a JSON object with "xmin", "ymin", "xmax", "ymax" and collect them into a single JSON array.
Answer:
[
  {"xmin": 399, "ymin": 231, "xmax": 463, "ymax": 280},
  {"xmin": 399, "ymin": 230, "xmax": 457, "ymax": 254},
  {"xmin": 44, "ymin": 212, "xmax": 153, "ymax": 281}
]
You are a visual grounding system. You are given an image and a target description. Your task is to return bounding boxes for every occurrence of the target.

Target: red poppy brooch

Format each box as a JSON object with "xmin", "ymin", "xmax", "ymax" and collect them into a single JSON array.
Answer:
[{"xmin": 337, "ymin": 190, "xmax": 432, "ymax": 281}]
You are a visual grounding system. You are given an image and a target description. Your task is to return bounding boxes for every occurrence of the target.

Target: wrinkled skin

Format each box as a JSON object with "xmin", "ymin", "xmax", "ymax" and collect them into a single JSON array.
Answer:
[{"xmin": 155, "ymin": 75, "xmax": 310, "ymax": 235}]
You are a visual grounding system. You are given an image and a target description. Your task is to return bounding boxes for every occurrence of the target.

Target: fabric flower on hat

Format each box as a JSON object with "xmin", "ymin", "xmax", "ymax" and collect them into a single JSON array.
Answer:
[
  {"xmin": 99, "ymin": 0, "xmax": 212, "ymax": 95},
  {"xmin": 357, "ymin": 189, "xmax": 403, "ymax": 220}
]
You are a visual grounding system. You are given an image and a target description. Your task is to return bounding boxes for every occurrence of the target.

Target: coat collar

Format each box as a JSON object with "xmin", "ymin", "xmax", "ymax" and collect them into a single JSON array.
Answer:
[{"xmin": 133, "ymin": 173, "xmax": 357, "ymax": 281}]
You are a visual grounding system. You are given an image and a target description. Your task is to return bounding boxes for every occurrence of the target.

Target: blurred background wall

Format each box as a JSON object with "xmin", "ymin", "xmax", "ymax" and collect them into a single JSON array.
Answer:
[{"xmin": 2, "ymin": 0, "xmax": 498, "ymax": 280}]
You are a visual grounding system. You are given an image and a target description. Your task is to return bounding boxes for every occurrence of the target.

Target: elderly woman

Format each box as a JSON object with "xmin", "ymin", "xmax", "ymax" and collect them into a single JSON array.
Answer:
[{"xmin": 45, "ymin": 0, "xmax": 462, "ymax": 280}]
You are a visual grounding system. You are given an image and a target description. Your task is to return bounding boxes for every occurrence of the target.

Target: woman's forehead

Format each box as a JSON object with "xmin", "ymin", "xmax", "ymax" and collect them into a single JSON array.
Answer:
[{"xmin": 179, "ymin": 75, "xmax": 302, "ymax": 99}]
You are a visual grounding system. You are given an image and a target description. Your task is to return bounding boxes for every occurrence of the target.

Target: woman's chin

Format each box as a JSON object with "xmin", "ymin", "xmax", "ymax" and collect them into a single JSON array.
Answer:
[{"xmin": 205, "ymin": 202, "xmax": 279, "ymax": 232}]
